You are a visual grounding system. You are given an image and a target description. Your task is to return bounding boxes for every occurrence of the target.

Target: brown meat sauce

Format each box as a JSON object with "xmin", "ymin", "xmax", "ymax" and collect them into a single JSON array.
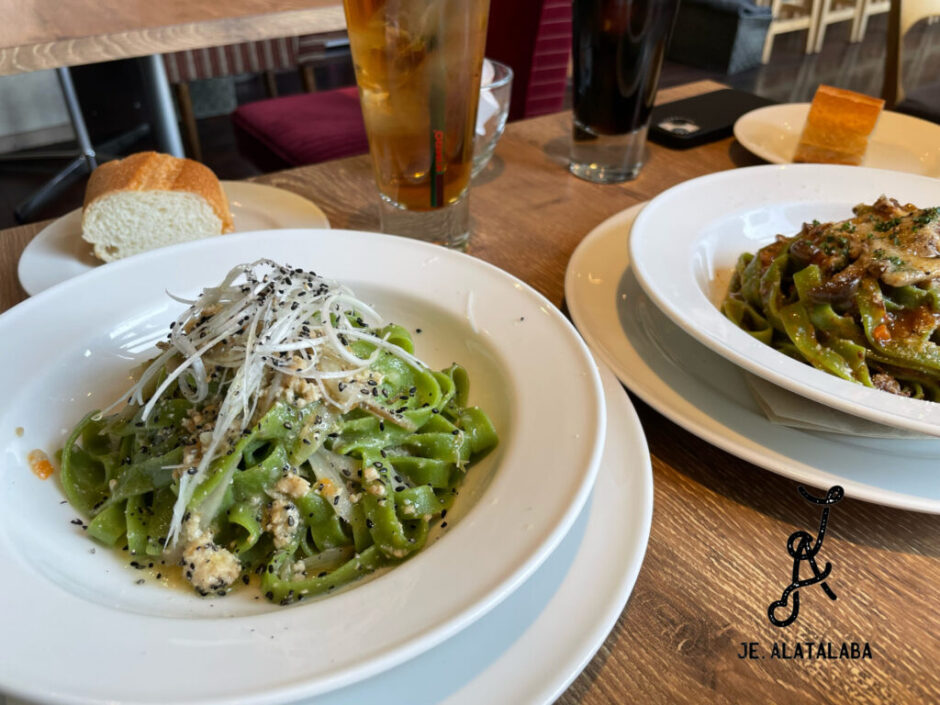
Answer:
[
  {"xmin": 750, "ymin": 196, "xmax": 940, "ymax": 396},
  {"xmin": 759, "ymin": 196, "xmax": 940, "ymax": 300}
]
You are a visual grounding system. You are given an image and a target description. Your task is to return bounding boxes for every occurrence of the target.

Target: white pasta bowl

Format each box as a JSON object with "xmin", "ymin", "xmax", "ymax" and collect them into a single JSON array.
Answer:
[
  {"xmin": 629, "ymin": 163, "xmax": 940, "ymax": 436},
  {"xmin": 0, "ymin": 228, "xmax": 606, "ymax": 705}
]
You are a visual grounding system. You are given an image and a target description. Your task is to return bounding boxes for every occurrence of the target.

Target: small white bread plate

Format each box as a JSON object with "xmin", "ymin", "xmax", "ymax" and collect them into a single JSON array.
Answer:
[
  {"xmin": 0, "ymin": 228, "xmax": 606, "ymax": 705},
  {"xmin": 630, "ymin": 164, "xmax": 940, "ymax": 437},
  {"xmin": 17, "ymin": 180, "xmax": 331, "ymax": 296},
  {"xmin": 568, "ymin": 201, "xmax": 940, "ymax": 513},
  {"xmin": 733, "ymin": 103, "xmax": 940, "ymax": 176}
]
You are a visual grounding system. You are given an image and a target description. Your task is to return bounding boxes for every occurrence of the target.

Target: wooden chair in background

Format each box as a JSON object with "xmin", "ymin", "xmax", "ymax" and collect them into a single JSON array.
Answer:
[
  {"xmin": 163, "ymin": 32, "xmax": 348, "ymax": 161},
  {"xmin": 854, "ymin": 0, "xmax": 892, "ymax": 42},
  {"xmin": 760, "ymin": 0, "xmax": 823, "ymax": 63},
  {"xmin": 883, "ymin": 0, "xmax": 940, "ymax": 120},
  {"xmin": 761, "ymin": 0, "xmax": 893, "ymax": 60},
  {"xmin": 812, "ymin": 0, "xmax": 865, "ymax": 50}
]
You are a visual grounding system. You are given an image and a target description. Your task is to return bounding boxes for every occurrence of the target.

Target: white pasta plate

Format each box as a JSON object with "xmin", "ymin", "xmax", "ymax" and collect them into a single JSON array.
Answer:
[
  {"xmin": 568, "ymin": 202, "xmax": 940, "ymax": 513},
  {"xmin": 0, "ymin": 229, "xmax": 606, "ymax": 705},
  {"xmin": 630, "ymin": 164, "xmax": 940, "ymax": 437}
]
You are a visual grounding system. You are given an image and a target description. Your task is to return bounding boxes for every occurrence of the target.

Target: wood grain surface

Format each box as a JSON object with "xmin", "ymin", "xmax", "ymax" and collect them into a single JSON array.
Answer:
[
  {"xmin": 0, "ymin": 0, "xmax": 345, "ymax": 75},
  {"xmin": 1, "ymin": 80, "xmax": 938, "ymax": 704}
]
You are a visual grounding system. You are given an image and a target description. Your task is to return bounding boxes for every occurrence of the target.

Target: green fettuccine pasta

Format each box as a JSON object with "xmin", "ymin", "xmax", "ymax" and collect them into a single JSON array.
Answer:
[
  {"xmin": 722, "ymin": 197, "xmax": 940, "ymax": 399},
  {"xmin": 59, "ymin": 260, "xmax": 497, "ymax": 604}
]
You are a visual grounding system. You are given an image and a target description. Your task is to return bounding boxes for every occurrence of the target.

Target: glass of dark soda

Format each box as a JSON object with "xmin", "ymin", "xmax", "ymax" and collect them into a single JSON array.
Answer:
[{"xmin": 570, "ymin": 0, "xmax": 679, "ymax": 183}]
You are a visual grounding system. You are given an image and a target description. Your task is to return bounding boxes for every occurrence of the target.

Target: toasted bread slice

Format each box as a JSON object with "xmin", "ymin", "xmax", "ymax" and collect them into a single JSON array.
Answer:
[
  {"xmin": 82, "ymin": 151, "xmax": 234, "ymax": 262},
  {"xmin": 793, "ymin": 86, "xmax": 884, "ymax": 166}
]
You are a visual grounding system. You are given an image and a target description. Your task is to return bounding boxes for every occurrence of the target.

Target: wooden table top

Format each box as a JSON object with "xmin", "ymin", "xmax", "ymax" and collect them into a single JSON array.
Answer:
[
  {"xmin": 0, "ymin": 0, "xmax": 345, "ymax": 76},
  {"xmin": 1, "ymin": 80, "xmax": 938, "ymax": 704}
]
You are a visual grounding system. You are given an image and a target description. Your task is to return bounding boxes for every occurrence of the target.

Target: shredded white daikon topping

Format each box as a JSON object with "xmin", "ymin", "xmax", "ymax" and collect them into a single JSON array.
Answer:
[{"xmin": 102, "ymin": 260, "xmax": 428, "ymax": 547}]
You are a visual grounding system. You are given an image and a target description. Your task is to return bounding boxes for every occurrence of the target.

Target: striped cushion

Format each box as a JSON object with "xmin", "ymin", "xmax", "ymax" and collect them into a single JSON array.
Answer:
[
  {"xmin": 163, "ymin": 38, "xmax": 299, "ymax": 83},
  {"xmin": 295, "ymin": 31, "xmax": 350, "ymax": 65},
  {"xmin": 525, "ymin": 0, "xmax": 571, "ymax": 118},
  {"xmin": 486, "ymin": 0, "xmax": 571, "ymax": 121}
]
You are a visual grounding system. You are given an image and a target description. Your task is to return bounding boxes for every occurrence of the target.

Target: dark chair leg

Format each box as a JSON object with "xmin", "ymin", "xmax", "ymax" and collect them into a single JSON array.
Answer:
[
  {"xmin": 263, "ymin": 70, "xmax": 279, "ymax": 98},
  {"xmin": 173, "ymin": 83, "xmax": 202, "ymax": 162},
  {"xmin": 300, "ymin": 65, "xmax": 317, "ymax": 93},
  {"xmin": 14, "ymin": 155, "xmax": 91, "ymax": 223}
]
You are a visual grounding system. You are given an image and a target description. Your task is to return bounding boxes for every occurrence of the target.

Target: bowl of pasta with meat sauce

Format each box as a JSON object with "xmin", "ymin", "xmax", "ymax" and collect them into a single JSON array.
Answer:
[
  {"xmin": 0, "ymin": 228, "xmax": 606, "ymax": 705},
  {"xmin": 629, "ymin": 164, "xmax": 940, "ymax": 437}
]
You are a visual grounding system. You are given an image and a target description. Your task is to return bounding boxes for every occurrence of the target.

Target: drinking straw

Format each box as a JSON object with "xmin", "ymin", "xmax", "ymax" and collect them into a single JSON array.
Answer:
[{"xmin": 428, "ymin": 12, "xmax": 447, "ymax": 208}]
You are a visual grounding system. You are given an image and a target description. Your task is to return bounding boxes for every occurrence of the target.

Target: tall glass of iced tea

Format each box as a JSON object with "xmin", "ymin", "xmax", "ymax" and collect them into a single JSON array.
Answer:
[
  {"xmin": 570, "ymin": 0, "xmax": 679, "ymax": 183},
  {"xmin": 344, "ymin": 0, "xmax": 490, "ymax": 249}
]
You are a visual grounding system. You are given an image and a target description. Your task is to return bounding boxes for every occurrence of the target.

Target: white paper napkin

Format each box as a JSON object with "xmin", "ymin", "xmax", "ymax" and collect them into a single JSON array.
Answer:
[
  {"xmin": 745, "ymin": 373, "xmax": 937, "ymax": 439},
  {"xmin": 476, "ymin": 59, "xmax": 499, "ymax": 136}
]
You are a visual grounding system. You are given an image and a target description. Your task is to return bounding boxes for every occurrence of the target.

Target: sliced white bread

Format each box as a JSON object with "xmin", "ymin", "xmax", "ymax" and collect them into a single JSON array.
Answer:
[{"xmin": 82, "ymin": 151, "xmax": 234, "ymax": 262}]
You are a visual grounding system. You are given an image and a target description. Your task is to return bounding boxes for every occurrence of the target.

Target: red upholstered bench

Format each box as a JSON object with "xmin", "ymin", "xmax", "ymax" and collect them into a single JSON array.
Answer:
[
  {"xmin": 232, "ymin": 0, "xmax": 571, "ymax": 171},
  {"xmin": 232, "ymin": 86, "xmax": 368, "ymax": 171}
]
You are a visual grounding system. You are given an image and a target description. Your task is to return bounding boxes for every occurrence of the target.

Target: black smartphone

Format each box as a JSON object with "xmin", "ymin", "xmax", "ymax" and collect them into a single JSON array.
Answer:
[{"xmin": 649, "ymin": 89, "xmax": 777, "ymax": 149}]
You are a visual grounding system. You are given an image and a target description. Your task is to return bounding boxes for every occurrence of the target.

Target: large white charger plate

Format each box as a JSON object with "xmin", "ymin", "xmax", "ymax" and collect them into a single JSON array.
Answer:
[
  {"xmin": 0, "ymin": 228, "xmax": 606, "ymax": 705},
  {"xmin": 17, "ymin": 180, "xmax": 331, "ymax": 296},
  {"xmin": 734, "ymin": 103, "xmax": 940, "ymax": 176},
  {"xmin": 1, "ymin": 365, "xmax": 652, "ymax": 705},
  {"xmin": 567, "ymin": 202, "xmax": 940, "ymax": 513},
  {"xmin": 630, "ymin": 164, "xmax": 940, "ymax": 437}
]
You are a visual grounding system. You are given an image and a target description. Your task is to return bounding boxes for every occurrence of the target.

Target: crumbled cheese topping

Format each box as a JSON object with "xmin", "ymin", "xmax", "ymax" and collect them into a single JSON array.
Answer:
[
  {"xmin": 179, "ymin": 515, "xmax": 241, "ymax": 595},
  {"xmin": 275, "ymin": 473, "xmax": 311, "ymax": 499},
  {"xmin": 278, "ymin": 372, "xmax": 322, "ymax": 409},
  {"xmin": 265, "ymin": 498, "xmax": 300, "ymax": 549}
]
